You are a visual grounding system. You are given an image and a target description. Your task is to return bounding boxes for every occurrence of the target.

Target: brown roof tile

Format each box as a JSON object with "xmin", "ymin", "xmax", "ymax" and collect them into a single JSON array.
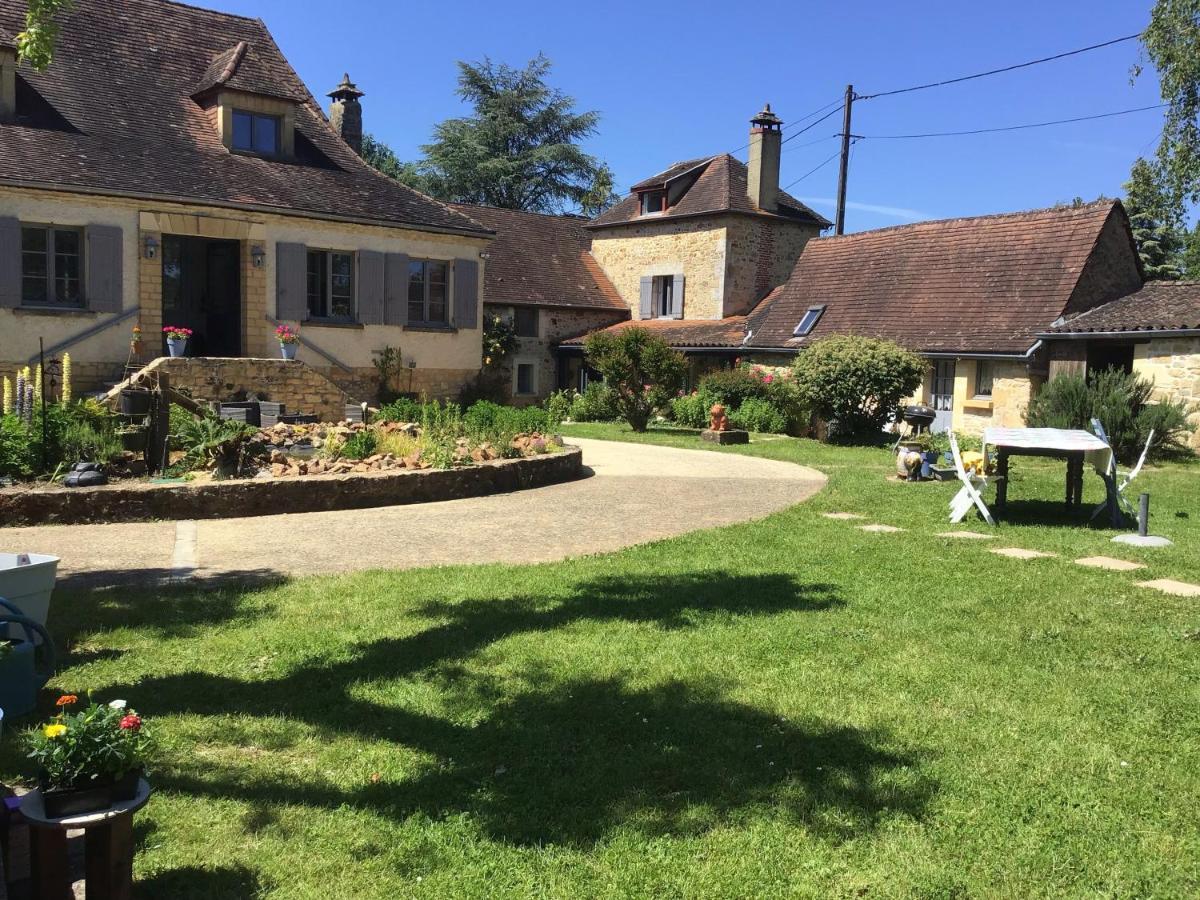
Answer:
[
  {"xmin": 451, "ymin": 204, "xmax": 627, "ymax": 312},
  {"xmin": 0, "ymin": 0, "xmax": 488, "ymax": 236},
  {"xmin": 746, "ymin": 201, "xmax": 1129, "ymax": 355},
  {"xmin": 591, "ymin": 154, "xmax": 830, "ymax": 228},
  {"xmin": 560, "ymin": 316, "xmax": 747, "ymax": 349},
  {"xmin": 1043, "ymin": 280, "xmax": 1200, "ymax": 335}
]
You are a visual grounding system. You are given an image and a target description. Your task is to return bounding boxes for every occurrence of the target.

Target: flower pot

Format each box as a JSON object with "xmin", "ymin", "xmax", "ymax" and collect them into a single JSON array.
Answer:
[
  {"xmin": 896, "ymin": 441, "xmax": 922, "ymax": 477},
  {"xmin": 167, "ymin": 338, "xmax": 187, "ymax": 358},
  {"xmin": 0, "ymin": 552, "xmax": 59, "ymax": 642},
  {"xmin": 118, "ymin": 388, "xmax": 151, "ymax": 416},
  {"xmin": 920, "ymin": 450, "xmax": 940, "ymax": 479},
  {"xmin": 39, "ymin": 768, "xmax": 142, "ymax": 819},
  {"xmin": 280, "ymin": 342, "xmax": 297, "ymax": 361}
]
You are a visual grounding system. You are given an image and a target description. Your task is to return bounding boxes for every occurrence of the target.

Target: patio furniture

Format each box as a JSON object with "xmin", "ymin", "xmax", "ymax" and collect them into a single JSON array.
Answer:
[
  {"xmin": 948, "ymin": 432, "xmax": 995, "ymax": 525},
  {"xmin": 981, "ymin": 427, "xmax": 1116, "ymax": 524},
  {"xmin": 1089, "ymin": 419, "xmax": 1155, "ymax": 523}
]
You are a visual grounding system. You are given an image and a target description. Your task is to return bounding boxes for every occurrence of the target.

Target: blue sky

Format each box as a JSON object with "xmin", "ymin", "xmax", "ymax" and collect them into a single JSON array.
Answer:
[{"xmin": 220, "ymin": 0, "xmax": 1165, "ymax": 232}]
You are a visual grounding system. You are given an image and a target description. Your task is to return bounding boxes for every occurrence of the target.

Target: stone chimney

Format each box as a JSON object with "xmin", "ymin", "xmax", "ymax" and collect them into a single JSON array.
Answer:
[
  {"xmin": 747, "ymin": 103, "xmax": 783, "ymax": 212},
  {"xmin": 0, "ymin": 43, "xmax": 16, "ymax": 123},
  {"xmin": 327, "ymin": 73, "xmax": 364, "ymax": 156}
]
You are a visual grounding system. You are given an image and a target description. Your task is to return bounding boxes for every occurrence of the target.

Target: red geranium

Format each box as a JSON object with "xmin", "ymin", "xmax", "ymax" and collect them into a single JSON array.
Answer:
[{"xmin": 119, "ymin": 714, "xmax": 142, "ymax": 732}]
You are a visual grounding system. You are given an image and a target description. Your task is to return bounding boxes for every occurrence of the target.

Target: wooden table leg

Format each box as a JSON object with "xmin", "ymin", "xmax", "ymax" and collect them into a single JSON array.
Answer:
[
  {"xmin": 85, "ymin": 816, "xmax": 135, "ymax": 900},
  {"xmin": 30, "ymin": 826, "xmax": 72, "ymax": 900}
]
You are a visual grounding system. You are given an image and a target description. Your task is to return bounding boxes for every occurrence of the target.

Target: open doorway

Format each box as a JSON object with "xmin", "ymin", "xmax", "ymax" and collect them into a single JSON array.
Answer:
[{"xmin": 161, "ymin": 235, "xmax": 241, "ymax": 356}]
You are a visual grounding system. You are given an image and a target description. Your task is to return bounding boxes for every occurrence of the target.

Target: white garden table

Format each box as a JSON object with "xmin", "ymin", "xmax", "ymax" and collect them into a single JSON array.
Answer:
[{"xmin": 981, "ymin": 428, "xmax": 1118, "ymax": 524}]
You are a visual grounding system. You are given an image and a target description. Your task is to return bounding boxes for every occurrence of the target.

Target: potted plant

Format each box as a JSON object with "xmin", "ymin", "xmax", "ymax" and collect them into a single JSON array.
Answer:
[
  {"xmin": 276, "ymin": 324, "xmax": 300, "ymax": 361},
  {"xmin": 163, "ymin": 325, "xmax": 192, "ymax": 358},
  {"xmin": 130, "ymin": 324, "xmax": 144, "ymax": 356},
  {"xmin": 26, "ymin": 694, "xmax": 154, "ymax": 818},
  {"xmin": 914, "ymin": 433, "xmax": 945, "ymax": 479}
]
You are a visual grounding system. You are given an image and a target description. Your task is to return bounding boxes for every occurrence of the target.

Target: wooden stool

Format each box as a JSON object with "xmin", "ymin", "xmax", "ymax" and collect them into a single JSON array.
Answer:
[{"xmin": 19, "ymin": 779, "xmax": 150, "ymax": 900}]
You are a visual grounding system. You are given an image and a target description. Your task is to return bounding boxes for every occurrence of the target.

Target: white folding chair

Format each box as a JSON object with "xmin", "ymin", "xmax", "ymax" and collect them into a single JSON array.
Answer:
[
  {"xmin": 1089, "ymin": 419, "xmax": 1154, "ymax": 521},
  {"xmin": 948, "ymin": 431, "xmax": 995, "ymax": 525}
]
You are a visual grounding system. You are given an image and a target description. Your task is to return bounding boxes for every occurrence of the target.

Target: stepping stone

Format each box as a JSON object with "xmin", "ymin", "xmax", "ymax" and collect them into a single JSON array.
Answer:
[
  {"xmin": 859, "ymin": 524, "xmax": 903, "ymax": 533},
  {"xmin": 1136, "ymin": 579, "xmax": 1200, "ymax": 597},
  {"xmin": 991, "ymin": 547, "xmax": 1058, "ymax": 560},
  {"xmin": 1112, "ymin": 534, "xmax": 1174, "ymax": 548},
  {"xmin": 1074, "ymin": 556, "xmax": 1147, "ymax": 572},
  {"xmin": 936, "ymin": 531, "xmax": 994, "ymax": 540},
  {"xmin": 823, "ymin": 512, "xmax": 865, "ymax": 520}
]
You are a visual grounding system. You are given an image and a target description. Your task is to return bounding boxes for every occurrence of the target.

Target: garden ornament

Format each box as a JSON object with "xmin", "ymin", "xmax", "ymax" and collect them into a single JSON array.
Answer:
[{"xmin": 709, "ymin": 403, "xmax": 729, "ymax": 432}]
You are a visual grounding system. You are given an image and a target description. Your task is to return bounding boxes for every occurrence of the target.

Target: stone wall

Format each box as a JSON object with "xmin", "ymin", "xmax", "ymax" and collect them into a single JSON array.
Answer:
[
  {"xmin": 723, "ymin": 217, "xmax": 820, "ymax": 316},
  {"xmin": 952, "ymin": 358, "xmax": 1037, "ymax": 434},
  {"xmin": 589, "ymin": 217, "xmax": 728, "ymax": 320},
  {"xmin": 1134, "ymin": 336, "xmax": 1200, "ymax": 449},
  {"xmin": 0, "ymin": 446, "xmax": 583, "ymax": 526},
  {"xmin": 1064, "ymin": 208, "xmax": 1143, "ymax": 317}
]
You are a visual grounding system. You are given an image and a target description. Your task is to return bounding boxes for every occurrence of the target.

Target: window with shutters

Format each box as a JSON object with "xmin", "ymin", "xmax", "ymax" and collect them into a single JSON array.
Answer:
[
  {"xmin": 513, "ymin": 307, "xmax": 539, "ymax": 337},
  {"xmin": 21, "ymin": 225, "xmax": 83, "ymax": 308},
  {"xmin": 407, "ymin": 259, "xmax": 449, "ymax": 325},
  {"xmin": 232, "ymin": 110, "xmax": 281, "ymax": 156},
  {"xmin": 306, "ymin": 249, "xmax": 355, "ymax": 321},
  {"xmin": 652, "ymin": 275, "xmax": 675, "ymax": 318}
]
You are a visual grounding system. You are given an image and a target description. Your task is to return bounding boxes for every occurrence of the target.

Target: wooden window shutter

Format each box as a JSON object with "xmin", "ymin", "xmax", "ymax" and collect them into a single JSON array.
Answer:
[
  {"xmin": 357, "ymin": 250, "xmax": 385, "ymax": 324},
  {"xmin": 384, "ymin": 253, "xmax": 409, "ymax": 326},
  {"xmin": 638, "ymin": 276, "xmax": 653, "ymax": 318},
  {"xmin": 671, "ymin": 272, "xmax": 685, "ymax": 319},
  {"xmin": 0, "ymin": 216, "xmax": 19, "ymax": 308},
  {"xmin": 275, "ymin": 242, "xmax": 307, "ymax": 321},
  {"xmin": 453, "ymin": 258, "xmax": 479, "ymax": 329},
  {"xmin": 84, "ymin": 225, "xmax": 123, "ymax": 313}
]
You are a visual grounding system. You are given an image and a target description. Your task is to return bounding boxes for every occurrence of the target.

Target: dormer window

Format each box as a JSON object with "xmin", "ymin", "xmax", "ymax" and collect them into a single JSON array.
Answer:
[
  {"xmin": 793, "ymin": 304, "xmax": 825, "ymax": 337},
  {"xmin": 232, "ymin": 110, "xmax": 281, "ymax": 155},
  {"xmin": 640, "ymin": 190, "xmax": 666, "ymax": 216}
]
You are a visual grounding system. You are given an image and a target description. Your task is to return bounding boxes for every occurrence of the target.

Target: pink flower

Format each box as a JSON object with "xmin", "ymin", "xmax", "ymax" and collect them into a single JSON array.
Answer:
[
  {"xmin": 763, "ymin": 375, "xmax": 774, "ymax": 384},
  {"xmin": 119, "ymin": 714, "xmax": 142, "ymax": 732}
]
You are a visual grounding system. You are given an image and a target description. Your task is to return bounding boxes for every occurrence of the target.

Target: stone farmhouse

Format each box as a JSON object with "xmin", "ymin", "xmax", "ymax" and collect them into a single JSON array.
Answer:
[{"xmin": 1, "ymin": 0, "xmax": 1196, "ymax": 443}]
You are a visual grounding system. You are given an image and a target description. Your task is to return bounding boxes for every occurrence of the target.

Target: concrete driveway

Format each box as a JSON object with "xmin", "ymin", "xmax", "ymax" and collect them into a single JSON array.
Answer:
[{"xmin": 1, "ymin": 438, "xmax": 825, "ymax": 588}]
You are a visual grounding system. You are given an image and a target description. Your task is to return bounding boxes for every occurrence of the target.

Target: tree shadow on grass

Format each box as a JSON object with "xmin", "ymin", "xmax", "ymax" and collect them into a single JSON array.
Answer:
[{"xmin": 134, "ymin": 864, "xmax": 270, "ymax": 899}]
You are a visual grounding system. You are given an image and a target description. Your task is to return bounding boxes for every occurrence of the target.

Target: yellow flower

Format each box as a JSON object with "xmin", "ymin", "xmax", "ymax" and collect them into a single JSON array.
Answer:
[{"xmin": 43, "ymin": 723, "xmax": 68, "ymax": 739}]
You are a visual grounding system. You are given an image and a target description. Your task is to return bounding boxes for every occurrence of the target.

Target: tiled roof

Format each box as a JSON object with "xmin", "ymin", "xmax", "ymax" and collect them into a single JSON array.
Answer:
[
  {"xmin": 0, "ymin": 0, "xmax": 489, "ymax": 236},
  {"xmin": 451, "ymin": 204, "xmax": 627, "ymax": 312},
  {"xmin": 0, "ymin": 25, "xmax": 14, "ymax": 47},
  {"xmin": 590, "ymin": 154, "xmax": 830, "ymax": 228},
  {"xmin": 629, "ymin": 157, "xmax": 712, "ymax": 191},
  {"xmin": 560, "ymin": 316, "xmax": 747, "ymax": 349},
  {"xmin": 745, "ymin": 201, "xmax": 1128, "ymax": 355},
  {"xmin": 1043, "ymin": 281, "xmax": 1200, "ymax": 335}
]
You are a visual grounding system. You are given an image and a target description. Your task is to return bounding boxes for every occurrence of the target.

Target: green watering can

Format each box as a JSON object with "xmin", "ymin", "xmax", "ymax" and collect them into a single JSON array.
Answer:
[{"xmin": 0, "ymin": 597, "xmax": 56, "ymax": 719}]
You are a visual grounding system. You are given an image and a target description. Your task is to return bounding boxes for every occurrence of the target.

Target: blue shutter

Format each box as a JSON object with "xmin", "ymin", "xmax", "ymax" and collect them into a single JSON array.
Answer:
[
  {"xmin": 453, "ymin": 258, "xmax": 479, "ymax": 329},
  {"xmin": 0, "ymin": 217, "xmax": 19, "ymax": 308},
  {"xmin": 357, "ymin": 250, "xmax": 385, "ymax": 324},
  {"xmin": 85, "ymin": 225, "xmax": 123, "ymax": 312},
  {"xmin": 385, "ymin": 253, "xmax": 409, "ymax": 326},
  {"xmin": 638, "ymin": 276, "xmax": 653, "ymax": 318},
  {"xmin": 276, "ymin": 242, "xmax": 307, "ymax": 320}
]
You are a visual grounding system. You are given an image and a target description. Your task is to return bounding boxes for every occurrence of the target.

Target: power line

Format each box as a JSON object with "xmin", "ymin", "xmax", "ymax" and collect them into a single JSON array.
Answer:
[
  {"xmin": 782, "ymin": 134, "xmax": 839, "ymax": 155},
  {"xmin": 858, "ymin": 32, "xmax": 1142, "ymax": 101},
  {"xmin": 781, "ymin": 143, "xmax": 855, "ymax": 192},
  {"xmin": 729, "ymin": 95, "xmax": 845, "ymax": 155},
  {"xmin": 780, "ymin": 104, "xmax": 846, "ymax": 146},
  {"xmin": 857, "ymin": 103, "xmax": 1166, "ymax": 140}
]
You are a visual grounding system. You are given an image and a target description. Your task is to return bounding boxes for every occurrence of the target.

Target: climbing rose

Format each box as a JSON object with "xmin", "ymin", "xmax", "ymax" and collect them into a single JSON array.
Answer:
[{"xmin": 119, "ymin": 714, "xmax": 142, "ymax": 732}]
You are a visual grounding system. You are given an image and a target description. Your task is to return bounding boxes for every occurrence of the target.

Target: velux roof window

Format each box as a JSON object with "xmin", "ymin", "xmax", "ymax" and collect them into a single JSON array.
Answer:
[{"xmin": 793, "ymin": 304, "xmax": 826, "ymax": 337}]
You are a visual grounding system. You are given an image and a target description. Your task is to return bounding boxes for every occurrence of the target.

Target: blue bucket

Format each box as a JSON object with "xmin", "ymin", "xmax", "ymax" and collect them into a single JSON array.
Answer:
[{"xmin": 0, "ymin": 598, "xmax": 55, "ymax": 719}]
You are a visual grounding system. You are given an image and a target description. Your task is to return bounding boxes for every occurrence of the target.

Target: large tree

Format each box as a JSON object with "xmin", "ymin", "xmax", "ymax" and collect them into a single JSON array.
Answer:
[
  {"xmin": 1124, "ymin": 158, "xmax": 1183, "ymax": 280},
  {"xmin": 1136, "ymin": 0, "xmax": 1200, "ymax": 224},
  {"xmin": 368, "ymin": 54, "xmax": 611, "ymax": 214}
]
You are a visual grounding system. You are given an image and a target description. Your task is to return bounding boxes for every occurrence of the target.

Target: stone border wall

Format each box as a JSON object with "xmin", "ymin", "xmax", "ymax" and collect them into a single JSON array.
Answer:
[{"xmin": 0, "ymin": 447, "xmax": 582, "ymax": 527}]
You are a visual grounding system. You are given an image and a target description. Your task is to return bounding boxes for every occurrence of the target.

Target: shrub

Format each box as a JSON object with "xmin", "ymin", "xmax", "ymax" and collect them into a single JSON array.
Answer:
[
  {"xmin": 175, "ymin": 414, "xmax": 265, "ymax": 478},
  {"xmin": 376, "ymin": 397, "xmax": 425, "ymax": 423},
  {"xmin": 340, "ymin": 429, "xmax": 378, "ymax": 460},
  {"xmin": 1026, "ymin": 370, "xmax": 1194, "ymax": 463},
  {"xmin": 697, "ymin": 368, "xmax": 770, "ymax": 409},
  {"xmin": 730, "ymin": 397, "xmax": 788, "ymax": 434},
  {"xmin": 792, "ymin": 335, "xmax": 926, "ymax": 440},
  {"xmin": 544, "ymin": 389, "xmax": 574, "ymax": 428},
  {"xmin": 464, "ymin": 400, "xmax": 549, "ymax": 444},
  {"xmin": 568, "ymin": 382, "xmax": 620, "ymax": 422},
  {"xmin": 670, "ymin": 390, "xmax": 713, "ymax": 428},
  {"xmin": 372, "ymin": 346, "xmax": 404, "ymax": 404},
  {"xmin": 583, "ymin": 328, "xmax": 686, "ymax": 432}
]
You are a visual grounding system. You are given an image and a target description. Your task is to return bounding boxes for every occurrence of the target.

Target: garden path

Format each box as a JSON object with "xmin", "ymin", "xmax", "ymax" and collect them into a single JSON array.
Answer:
[{"xmin": 2, "ymin": 438, "xmax": 826, "ymax": 588}]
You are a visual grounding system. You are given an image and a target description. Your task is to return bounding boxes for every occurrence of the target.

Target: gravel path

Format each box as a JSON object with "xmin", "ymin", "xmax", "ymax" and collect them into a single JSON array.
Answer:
[{"xmin": 1, "ymin": 438, "xmax": 826, "ymax": 588}]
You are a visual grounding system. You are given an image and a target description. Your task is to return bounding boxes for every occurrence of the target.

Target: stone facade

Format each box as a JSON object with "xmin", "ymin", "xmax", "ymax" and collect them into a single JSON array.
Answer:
[
  {"xmin": 723, "ymin": 217, "xmax": 820, "ymax": 316},
  {"xmin": 949, "ymin": 358, "xmax": 1039, "ymax": 434},
  {"xmin": 1134, "ymin": 337, "xmax": 1200, "ymax": 449}
]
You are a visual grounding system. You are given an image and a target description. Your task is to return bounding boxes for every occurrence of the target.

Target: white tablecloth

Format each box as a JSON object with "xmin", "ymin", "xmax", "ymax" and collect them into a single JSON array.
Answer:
[{"xmin": 982, "ymin": 427, "xmax": 1114, "ymax": 474}]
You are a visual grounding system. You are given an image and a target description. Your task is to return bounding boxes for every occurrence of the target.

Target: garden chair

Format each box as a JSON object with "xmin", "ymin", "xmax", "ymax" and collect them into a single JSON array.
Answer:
[
  {"xmin": 1089, "ymin": 419, "xmax": 1154, "ymax": 522},
  {"xmin": 948, "ymin": 432, "xmax": 995, "ymax": 525}
]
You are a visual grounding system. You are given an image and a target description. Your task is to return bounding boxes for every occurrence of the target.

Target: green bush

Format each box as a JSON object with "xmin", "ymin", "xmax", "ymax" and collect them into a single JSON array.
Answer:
[
  {"xmin": 376, "ymin": 397, "xmax": 425, "ymax": 423},
  {"xmin": 544, "ymin": 390, "xmax": 574, "ymax": 428},
  {"xmin": 670, "ymin": 391, "xmax": 713, "ymax": 429},
  {"xmin": 1, "ymin": 400, "xmax": 124, "ymax": 479},
  {"xmin": 463, "ymin": 400, "xmax": 549, "ymax": 443},
  {"xmin": 792, "ymin": 335, "xmax": 926, "ymax": 441},
  {"xmin": 175, "ymin": 414, "xmax": 265, "ymax": 478},
  {"xmin": 340, "ymin": 429, "xmax": 378, "ymax": 460},
  {"xmin": 568, "ymin": 382, "xmax": 620, "ymax": 422},
  {"xmin": 697, "ymin": 369, "xmax": 770, "ymax": 409},
  {"xmin": 583, "ymin": 328, "xmax": 686, "ymax": 432},
  {"xmin": 1026, "ymin": 370, "xmax": 1194, "ymax": 463},
  {"xmin": 730, "ymin": 397, "xmax": 788, "ymax": 434}
]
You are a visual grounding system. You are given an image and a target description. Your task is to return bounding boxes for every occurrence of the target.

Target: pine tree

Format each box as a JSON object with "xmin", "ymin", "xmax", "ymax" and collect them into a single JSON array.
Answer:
[{"xmin": 1124, "ymin": 159, "xmax": 1184, "ymax": 280}]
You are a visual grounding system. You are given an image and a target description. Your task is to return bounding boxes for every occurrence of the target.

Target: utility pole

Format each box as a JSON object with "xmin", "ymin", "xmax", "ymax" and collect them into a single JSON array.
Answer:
[{"xmin": 835, "ymin": 83, "xmax": 855, "ymax": 235}]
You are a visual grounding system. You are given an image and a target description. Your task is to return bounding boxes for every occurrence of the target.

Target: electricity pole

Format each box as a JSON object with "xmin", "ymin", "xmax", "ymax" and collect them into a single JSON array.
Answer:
[{"xmin": 835, "ymin": 84, "xmax": 855, "ymax": 235}]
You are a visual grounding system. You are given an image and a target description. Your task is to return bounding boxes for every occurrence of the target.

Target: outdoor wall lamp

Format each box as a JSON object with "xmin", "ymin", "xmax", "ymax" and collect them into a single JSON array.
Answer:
[
  {"xmin": 143, "ymin": 234, "xmax": 158, "ymax": 259},
  {"xmin": 478, "ymin": 250, "xmax": 491, "ymax": 259},
  {"xmin": 251, "ymin": 245, "xmax": 266, "ymax": 268}
]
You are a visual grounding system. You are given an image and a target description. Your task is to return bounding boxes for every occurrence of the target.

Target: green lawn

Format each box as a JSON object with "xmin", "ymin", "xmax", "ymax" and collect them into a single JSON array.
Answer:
[{"xmin": 3, "ymin": 424, "xmax": 1198, "ymax": 898}]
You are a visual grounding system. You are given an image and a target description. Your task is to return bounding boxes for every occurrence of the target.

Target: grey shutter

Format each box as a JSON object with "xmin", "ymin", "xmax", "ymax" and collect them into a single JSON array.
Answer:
[
  {"xmin": 357, "ymin": 250, "xmax": 385, "ymax": 324},
  {"xmin": 671, "ymin": 272, "xmax": 685, "ymax": 319},
  {"xmin": 0, "ymin": 217, "xmax": 19, "ymax": 308},
  {"xmin": 276, "ymin": 242, "xmax": 307, "ymax": 320},
  {"xmin": 384, "ymin": 252, "xmax": 409, "ymax": 326},
  {"xmin": 453, "ymin": 258, "xmax": 479, "ymax": 329},
  {"xmin": 639, "ymin": 276, "xmax": 653, "ymax": 318},
  {"xmin": 84, "ymin": 224, "xmax": 123, "ymax": 312}
]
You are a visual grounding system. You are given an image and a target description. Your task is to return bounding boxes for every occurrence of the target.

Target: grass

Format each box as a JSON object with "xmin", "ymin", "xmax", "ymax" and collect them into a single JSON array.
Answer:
[{"xmin": 2, "ymin": 423, "xmax": 1198, "ymax": 898}]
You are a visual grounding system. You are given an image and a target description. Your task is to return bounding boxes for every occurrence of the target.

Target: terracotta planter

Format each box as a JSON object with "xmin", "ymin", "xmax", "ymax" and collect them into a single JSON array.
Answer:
[{"xmin": 40, "ymin": 768, "xmax": 142, "ymax": 819}]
